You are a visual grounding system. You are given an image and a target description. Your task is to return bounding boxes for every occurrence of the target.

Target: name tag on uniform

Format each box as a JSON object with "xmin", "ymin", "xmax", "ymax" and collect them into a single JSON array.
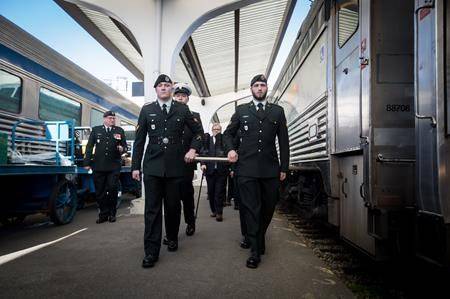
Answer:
[
  {"xmin": 114, "ymin": 134, "xmax": 121, "ymax": 140},
  {"xmin": 243, "ymin": 115, "xmax": 249, "ymax": 118},
  {"xmin": 149, "ymin": 113, "xmax": 156, "ymax": 116}
]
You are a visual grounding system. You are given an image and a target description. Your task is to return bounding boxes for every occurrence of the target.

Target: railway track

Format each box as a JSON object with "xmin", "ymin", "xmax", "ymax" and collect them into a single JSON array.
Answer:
[{"xmin": 276, "ymin": 204, "xmax": 450, "ymax": 298}]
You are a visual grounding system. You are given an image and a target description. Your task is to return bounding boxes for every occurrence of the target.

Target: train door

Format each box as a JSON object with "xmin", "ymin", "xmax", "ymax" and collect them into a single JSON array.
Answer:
[
  {"xmin": 415, "ymin": 0, "xmax": 450, "ymax": 265},
  {"xmin": 334, "ymin": 0, "xmax": 361, "ymax": 154},
  {"xmin": 334, "ymin": 0, "xmax": 375, "ymax": 254},
  {"xmin": 416, "ymin": 1, "xmax": 439, "ymax": 215}
]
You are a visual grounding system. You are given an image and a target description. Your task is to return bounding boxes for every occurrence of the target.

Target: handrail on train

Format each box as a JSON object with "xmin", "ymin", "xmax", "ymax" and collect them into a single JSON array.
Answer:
[{"xmin": 11, "ymin": 119, "xmax": 75, "ymax": 165}]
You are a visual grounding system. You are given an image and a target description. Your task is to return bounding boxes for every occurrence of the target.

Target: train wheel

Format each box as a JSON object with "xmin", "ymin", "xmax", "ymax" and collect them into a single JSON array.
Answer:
[
  {"xmin": 49, "ymin": 178, "xmax": 78, "ymax": 225},
  {"xmin": 0, "ymin": 215, "xmax": 26, "ymax": 227}
]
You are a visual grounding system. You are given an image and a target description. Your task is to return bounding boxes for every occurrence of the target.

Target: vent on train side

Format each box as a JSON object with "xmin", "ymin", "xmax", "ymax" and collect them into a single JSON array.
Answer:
[{"xmin": 286, "ymin": 96, "xmax": 328, "ymax": 163}]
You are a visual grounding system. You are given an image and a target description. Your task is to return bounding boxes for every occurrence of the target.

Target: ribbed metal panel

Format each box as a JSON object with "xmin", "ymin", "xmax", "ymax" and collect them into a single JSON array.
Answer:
[
  {"xmin": 186, "ymin": 0, "xmax": 291, "ymax": 96},
  {"xmin": 79, "ymin": 6, "xmax": 144, "ymax": 74},
  {"xmin": 287, "ymin": 95, "xmax": 328, "ymax": 163},
  {"xmin": 337, "ymin": 7, "xmax": 358, "ymax": 47},
  {"xmin": 0, "ymin": 16, "xmax": 140, "ymax": 117},
  {"xmin": 191, "ymin": 11, "xmax": 235, "ymax": 96},
  {"xmin": 238, "ymin": 0, "xmax": 288, "ymax": 90}
]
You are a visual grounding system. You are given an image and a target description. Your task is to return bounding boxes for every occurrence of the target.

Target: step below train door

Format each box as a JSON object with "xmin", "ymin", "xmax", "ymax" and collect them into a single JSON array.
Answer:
[{"xmin": 334, "ymin": 0, "xmax": 375, "ymax": 255}]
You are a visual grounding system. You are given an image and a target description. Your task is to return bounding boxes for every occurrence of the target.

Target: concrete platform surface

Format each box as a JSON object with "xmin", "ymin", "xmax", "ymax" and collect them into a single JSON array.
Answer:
[{"xmin": 0, "ymin": 189, "xmax": 354, "ymax": 298}]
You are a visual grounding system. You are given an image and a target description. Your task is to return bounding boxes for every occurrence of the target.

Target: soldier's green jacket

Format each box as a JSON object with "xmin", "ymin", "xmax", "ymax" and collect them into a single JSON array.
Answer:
[
  {"xmin": 83, "ymin": 125, "xmax": 127, "ymax": 172},
  {"xmin": 223, "ymin": 101, "xmax": 289, "ymax": 178},
  {"xmin": 132, "ymin": 100, "xmax": 204, "ymax": 177}
]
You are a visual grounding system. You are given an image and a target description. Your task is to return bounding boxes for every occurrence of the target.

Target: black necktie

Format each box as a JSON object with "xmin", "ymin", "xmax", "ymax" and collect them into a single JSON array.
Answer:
[
  {"xmin": 107, "ymin": 127, "xmax": 110, "ymax": 133},
  {"xmin": 257, "ymin": 103, "xmax": 264, "ymax": 119},
  {"xmin": 162, "ymin": 103, "xmax": 168, "ymax": 116}
]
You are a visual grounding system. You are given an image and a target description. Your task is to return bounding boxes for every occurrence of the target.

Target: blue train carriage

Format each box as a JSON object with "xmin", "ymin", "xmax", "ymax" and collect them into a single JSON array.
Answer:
[{"xmin": 0, "ymin": 16, "xmax": 140, "ymax": 225}]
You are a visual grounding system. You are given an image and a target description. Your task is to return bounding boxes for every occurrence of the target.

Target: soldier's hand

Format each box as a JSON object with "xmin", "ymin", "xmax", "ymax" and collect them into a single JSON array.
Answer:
[
  {"xmin": 83, "ymin": 166, "xmax": 91, "ymax": 170},
  {"xmin": 132, "ymin": 170, "xmax": 140, "ymax": 181},
  {"xmin": 201, "ymin": 165, "xmax": 207, "ymax": 172},
  {"xmin": 230, "ymin": 171, "xmax": 234, "ymax": 178},
  {"xmin": 280, "ymin": 172, "xmax": 286, "ymax": 181},
  {"xmin": 227, "ymin": 150, "xmax": 238, "ymax": 163},
  {"xmin": 117, "ymin": 145, "xmax": 124, "ymax": 153},
  {"xmin": 184, "ymin": 149, "xmax": 197, "ymax": 163}
]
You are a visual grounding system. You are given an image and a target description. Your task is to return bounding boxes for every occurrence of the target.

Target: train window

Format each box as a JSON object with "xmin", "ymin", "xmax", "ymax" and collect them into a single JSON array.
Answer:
[
  {"xmin": 39, "ymin": 88, "xmax": 81, "ymax": 125},
  {"xmin": 90, "ymin": 108, "xmax": 104, "ymax": 127},
  {"xmin": 0, "ymin": 70, "xmax": 22, "ymax": 113},
  {"xmin": 337, "ymin": 0, "xmax": 359, "ymax": 48}
]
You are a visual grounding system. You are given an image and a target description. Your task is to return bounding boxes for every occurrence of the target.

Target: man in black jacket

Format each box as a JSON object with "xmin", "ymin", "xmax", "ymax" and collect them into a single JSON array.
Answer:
[
  {"xmin": 169, "ymin": 82, "xmax": 202, "ymax": 237},
  {"xmin": 83, "ymin": 111, "xmax": 127, "ymax": 224},
  {"xmin": 223, "ymin": 74, "xmax": 289, "ymax": 269},
  {"xmin": 132, "ymin": 74, "xmax": 203, "ymax": 268},
  {"xmin": 201, "ymin": 123, "xmax": 229, "ymax": 222}
]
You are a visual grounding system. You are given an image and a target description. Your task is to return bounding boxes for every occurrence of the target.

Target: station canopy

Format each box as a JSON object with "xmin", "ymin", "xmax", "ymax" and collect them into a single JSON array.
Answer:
[{"xmin": 56, "ymin": 0, "xmax": 296, "ymax": 98}]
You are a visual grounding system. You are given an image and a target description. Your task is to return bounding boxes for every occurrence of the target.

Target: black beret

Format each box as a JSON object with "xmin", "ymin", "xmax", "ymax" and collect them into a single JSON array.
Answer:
[
  {"xmin": 153, "ymin": 74, "xmax": 172, "ymax": 88},
  {"xmin": 103, "ymin": 110, "xmax": 115, "ymax": 117},
  {"xmin": 250, "ymin": 74, "xmax": 267, "ymax": 86}
]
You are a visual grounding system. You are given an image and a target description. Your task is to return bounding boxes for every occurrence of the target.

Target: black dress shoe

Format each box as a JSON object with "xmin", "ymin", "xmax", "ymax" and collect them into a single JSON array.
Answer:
[
  {"xmin": 167, "ymin": 240, "xmax": 178, "ymax": 252},
  {"xmin": 246, "ymin": 256, "xmax": 261, "ymax": 269},
  {"xmin": 96, "ymin": 216, "xmax": 108, "ymax": 224},
  {"xmin": 186, "ymin": 223, "xmax": 195, "ymax": 236},
  {"xmin": 163, "ymin": 236, "xmax": 169, "ymax": 245},
  {"xmin": 142, "ymin": 255, "xmax": 158, "ymax": 268},
  {"xmin": 108, "ymin": 216, "xmax": 116, "ymax": 222},
  {"xmin": 240, "ymin": 237, "xmax": 250, "ymax": 249}
]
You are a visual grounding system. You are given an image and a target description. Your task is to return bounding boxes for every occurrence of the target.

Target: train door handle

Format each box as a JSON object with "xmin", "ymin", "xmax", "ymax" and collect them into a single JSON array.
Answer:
[
  {"xmin": 343, "ymin": 68, "xmax": 349, "ymax": 74},
  {"xmin": 341, "ymin": 178, "xmax": 348, "ymax": 198},
  {"xmin": 360, "ymin": 182, "xmax": 371, "ymax": 207},
  {"xmin": 415, "ymin": 113, "xmax": 437, "ymax": 127},
  {"xmin": 359, "ymin": 182, "xmax": 365, "ymax": 199}
]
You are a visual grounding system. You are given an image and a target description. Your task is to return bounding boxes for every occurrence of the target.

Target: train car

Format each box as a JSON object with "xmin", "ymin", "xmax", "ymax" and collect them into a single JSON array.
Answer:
[
  {"xmin": 271, "ymin": 0, "xmax": 450, "ymax": 266},
  {"xmin": 0, "ymin": 16, "xmax": 140, "ymax": 225}
]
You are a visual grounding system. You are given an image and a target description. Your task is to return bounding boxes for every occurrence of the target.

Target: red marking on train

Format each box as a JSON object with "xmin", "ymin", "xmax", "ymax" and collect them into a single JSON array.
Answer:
[
  {"xmin": 419, "ymin": 8, "xmax": 431, "ymax": 21},
  {"xmin": 361, "ymin": 38, "xmax": 367, "ymax": 53}
]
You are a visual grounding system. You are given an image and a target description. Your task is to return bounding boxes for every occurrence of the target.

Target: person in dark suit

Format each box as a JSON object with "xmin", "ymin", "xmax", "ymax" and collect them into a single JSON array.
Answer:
[
  {"xmin": 201, "ymin": 123, "xmax": 229, "ymax": 222},
  {"xmin": 164, "ymin": 82, "xmax": 202, "ymax": 240},
  {"xmin": 132, "ymin": 74, "xmax": 203, "ymax": 268},
  {"xmin": 83, "ymin": 111, "xmax": 127, "ymax": 224},
  {"xmin": 230, "ymin": 163, "xmax": 250, "ymax": 249},
  {"xmin": 223, "ymin": 74, "xmax": 289, "ymax": 269}
]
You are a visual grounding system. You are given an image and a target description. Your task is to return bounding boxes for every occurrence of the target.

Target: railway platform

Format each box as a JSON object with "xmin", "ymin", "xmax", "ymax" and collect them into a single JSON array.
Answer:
[{"xmin": 0, "ymin": 189, "xmax": 353, "ymax": 298}]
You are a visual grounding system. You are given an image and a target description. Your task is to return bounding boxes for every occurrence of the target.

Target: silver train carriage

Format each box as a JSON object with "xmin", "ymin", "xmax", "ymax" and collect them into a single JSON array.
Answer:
[{"xmin": 271, "ymin": 0, "xmax": 450, "ymax": 266}]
